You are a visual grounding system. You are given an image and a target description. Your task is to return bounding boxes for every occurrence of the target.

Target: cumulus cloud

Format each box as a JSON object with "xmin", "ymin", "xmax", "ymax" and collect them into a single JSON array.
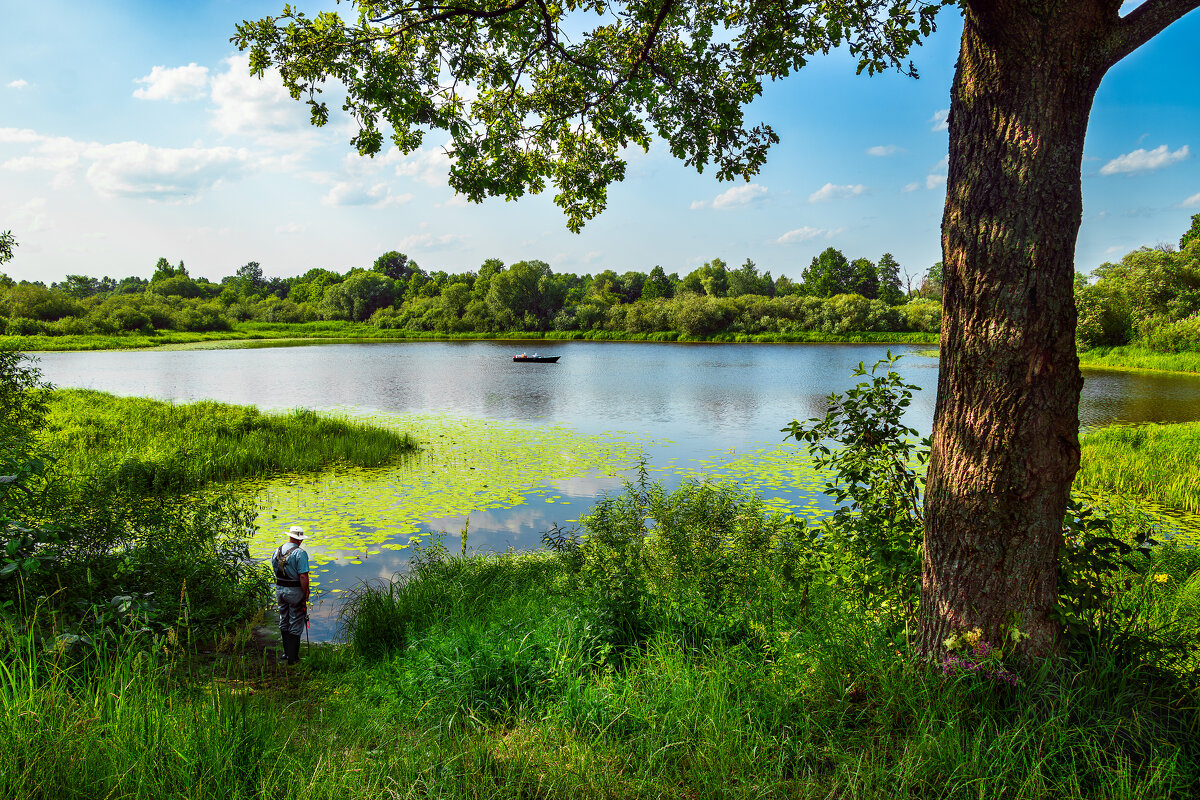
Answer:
[
  {"xmin": 133, "ymin": 63, "xmax": 210, "ymax": 102},
  {"xmin": 1100, "ymin": 144, "xmax": 1189, "ymax": 175},
  {"xmin": 808, "ymin": 183, "xmax": 866, "ymax": 203},
  {"xmin": 930, "ymin": 109, "xmax": 949, "ymax": 131},
  {"xmin": 1183, "ymin": 191, "xmax": 1200, "ymax": 207},
  {"xmin": 386, "ymin": 146, "xmax": 453, "ymax": 187},
  {"xmin": 7, "ymin": 79, "xmax": 29, "ymax": 90},
  {"xmin": 209, "ymin": 54, "xmax": 316, "ymax": 148},
  {"xmin": 0, "ymin": 127, "xmax": 42, "ymax": 144},
  {"xmin": 84, "ymin": 142, "xmax": 249, "ymax": 201},
  {"xmin": 867, "ymin": 145, "xmax": 902, "ymax": 157},
  {"xmin": 775, "ymin": 227, "xmax": 824, "ymax": 244},
  {"xmin": 321, "ymin": 181, "xmax": 413, "ymax": 208},
  {"xmin": 926, "ymin": 174, "xmax": 947, "ymax": 189},
  {"xmin": 1, "ymin": 127, "xmax": 250, "ymax": 201},
  {"xmin": 691, "ymin": 183, "xmax": 768, "ymax": 210}
]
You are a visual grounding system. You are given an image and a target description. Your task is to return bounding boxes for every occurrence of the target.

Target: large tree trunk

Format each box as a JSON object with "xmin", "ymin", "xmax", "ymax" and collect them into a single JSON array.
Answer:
[{"xmin": 917, "ymin": 3, "xmax": 1114, "ymax": 660}]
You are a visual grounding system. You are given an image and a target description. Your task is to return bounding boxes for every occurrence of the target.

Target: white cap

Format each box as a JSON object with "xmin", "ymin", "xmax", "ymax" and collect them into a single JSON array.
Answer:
[{"xmin": 287, "ymin": 525, "xmax": 308, "ymax": 540}]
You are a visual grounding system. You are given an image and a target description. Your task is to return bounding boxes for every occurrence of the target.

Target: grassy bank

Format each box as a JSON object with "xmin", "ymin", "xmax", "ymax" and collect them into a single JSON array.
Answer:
[
  {"xmin": 1077, "ymin": 421, "xmax": 1200, "ymax": 515},
  {"xmin": 2, "ymin": 324, "xmax": 939, "ymax": 352},
  {"xmin": 5, "ymin": 527, "xmax": 1198, "ymax": 800},
  {"xmin": 1078, "ymin": 345, "xmax": 1200, "ymax": 375},
  {"xmin": 42, "ymin": 389, "xmax": 416, "ymax": 494}
]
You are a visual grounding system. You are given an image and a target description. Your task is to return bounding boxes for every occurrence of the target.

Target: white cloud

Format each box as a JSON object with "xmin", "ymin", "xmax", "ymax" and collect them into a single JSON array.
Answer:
[
  {"xmin": 395, "ymin": 232, "xmax": 468, "ymax": 250},
  {"xmin": 387, "ymin": 146, "xmax": 452, "ymax": 187},
  {"xmin": 808, "ymin": 183, "xmax": 866, "ymax": 203},
  {"xmin": 7, "ymin": 79, "xmax": 29, "ymax": 90},
  {"xmin": 321, "ymin": 181, "xmax": 413, "ymax": 208},
  {"xmin": 9, "ymin": 197, "xmax": 51, "ymax": 234},
  {"xmin": 209, "ymin": 54, "xmax": 316, "ymax": 148},
  {"xmin": 902, "ymin": 181, "xmax": 921, "ymax": 193},
  {"xmin": 275, "ymin": 221, "xmax": 307, "ymax": 234},
  {"xmin": 1183, "ymin": 191, "xmax": 1200, "ymax": 207},
  {"xmin": 1, "ymin": 127, "xmax": 251, "ymax": 201},
  {"xmin": 867, "ymin": 145, "xmax": 902, "ymax": 157},
  {"xmin": 776, "ymin": 227, "xmax": 823, "ymax": 244},
  {"xmin": 1100, "ymin": 144, "xmax": 1189, "ymax": 175},
  {"xmin": 133, "ymin": 63, "xmax": 210, "ymax": 102},
  {"xmin": 84, "ymin": 142, "xmax": 250, "ymax": 201},
  {"xmin": 930, "ymin": 109, "xmax": 949, "ymax": 131},
  {"xmin": 926, "ymin": 174, "xmax": 947, "ymax": 189},
  {"xmin": 691, "ymin": 183, "xmax": 768, "ymax": 210},
  {"xmin": 0, "ymin": 127, "xmax": 42, "ymax": 144}
]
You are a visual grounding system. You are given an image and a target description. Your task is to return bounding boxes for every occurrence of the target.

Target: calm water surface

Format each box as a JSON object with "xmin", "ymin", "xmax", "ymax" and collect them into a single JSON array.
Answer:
[{"xmin": 35, "ymin": 340, "xmax": 1200, "ymax": 637}]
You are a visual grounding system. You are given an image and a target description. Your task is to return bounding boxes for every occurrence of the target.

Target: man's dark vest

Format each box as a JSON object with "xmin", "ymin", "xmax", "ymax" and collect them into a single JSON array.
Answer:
[{"xmin": 273, "ymin": 543, "xmax": 303, "ymax": 588}]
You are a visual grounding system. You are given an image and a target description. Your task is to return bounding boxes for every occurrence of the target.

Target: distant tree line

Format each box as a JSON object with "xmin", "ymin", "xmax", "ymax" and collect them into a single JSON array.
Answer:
[
  {"xmin": 1075, "ymin": 213, "xmax": 1200, "ymax": 353},
  {"xmin": 0, "ymin": 248, "xmax": 944, "ymax": 338},
  {"xmin": 6, "ymin": 216, "xmax": 1200, "ymax": 349}
]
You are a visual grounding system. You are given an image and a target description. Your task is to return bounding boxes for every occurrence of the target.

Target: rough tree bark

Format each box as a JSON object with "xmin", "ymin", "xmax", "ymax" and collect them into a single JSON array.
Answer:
[{"xmin": 918, "ymin": 0, "xmax": 1199, "ymax": 660}]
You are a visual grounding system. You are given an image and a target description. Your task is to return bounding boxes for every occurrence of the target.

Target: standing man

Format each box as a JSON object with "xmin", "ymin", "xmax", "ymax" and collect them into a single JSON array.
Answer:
[{"xmin": 272, "ymin": 525, "xmax": 310, "ymax": 666}]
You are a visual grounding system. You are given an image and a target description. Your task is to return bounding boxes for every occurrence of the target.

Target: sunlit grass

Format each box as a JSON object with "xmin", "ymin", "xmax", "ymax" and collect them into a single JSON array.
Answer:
[
  {"xmin": 5, "ymin": 481, "xmax": 1200, "ymax": 800},
  {"xmin": 1078, "ymin": 345, "xmax": 1200, "ymax": 374},
  {"xmin": 1077, "ymin": 421, "xmax": 1200, "ymax": 515},
  {"xmin": 41, "ymin": 389, "xmax": 415, "ymax": 494}
]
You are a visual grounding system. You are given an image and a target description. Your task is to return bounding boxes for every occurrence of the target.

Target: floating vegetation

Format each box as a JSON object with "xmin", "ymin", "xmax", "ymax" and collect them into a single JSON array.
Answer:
[
  {"xmin": 245, "ymin": 411, "xmax": 651, "ymax": 567},
  {"xmin": 244, "ymin": 410, "xmax": 836, "ymax": 604}
]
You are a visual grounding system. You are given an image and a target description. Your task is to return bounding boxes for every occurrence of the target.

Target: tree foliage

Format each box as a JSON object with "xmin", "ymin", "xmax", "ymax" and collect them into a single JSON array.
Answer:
[
  {"xmin": 233, "ymin": 1, "xmax": 947, "ymax": 232},
  {"xmin": 0, "ymin": 231, "xmax": 14, "ymax": 266},
  {"xmin": 802, "ymin": 247, "xmax": 855, "ymax": 296}
]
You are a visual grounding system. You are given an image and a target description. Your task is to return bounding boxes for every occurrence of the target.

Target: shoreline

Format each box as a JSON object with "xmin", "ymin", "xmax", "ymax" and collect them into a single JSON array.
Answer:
[{"xmin": 10, "ymin": 330, "xmax": 1200, "ymax": 378}]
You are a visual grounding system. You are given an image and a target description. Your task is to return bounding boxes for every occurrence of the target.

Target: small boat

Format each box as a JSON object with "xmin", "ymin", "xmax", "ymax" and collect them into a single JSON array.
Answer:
[{"xmin": 513, "ymin": 353, "xmax": 560, "ymax": 363}]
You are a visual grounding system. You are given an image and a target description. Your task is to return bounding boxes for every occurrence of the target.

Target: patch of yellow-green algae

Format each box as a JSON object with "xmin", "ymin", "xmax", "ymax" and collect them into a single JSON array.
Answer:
[
  {"xmin": 243, "ymin": 410, "xmax": 834, "ymax": 594},
  {"xmin": 243, "ymin": 411, "xmax": 648, "ymax": 569}
]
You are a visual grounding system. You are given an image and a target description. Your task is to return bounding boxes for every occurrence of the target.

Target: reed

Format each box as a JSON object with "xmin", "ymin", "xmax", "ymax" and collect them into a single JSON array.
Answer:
[
  {"xmin": 1077, "ymin": 421, "xmax": 1200, "ymax": 514},
  {"xmin": 42, "ymin": 389, "xmax": 415, "ymax": 493}
]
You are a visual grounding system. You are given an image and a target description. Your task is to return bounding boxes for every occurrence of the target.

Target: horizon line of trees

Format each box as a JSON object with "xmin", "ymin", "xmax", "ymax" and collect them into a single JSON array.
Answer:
[
  {"xmin": 0, "ymin": 248, "xmax": 946, "ymax": 338},
  {"xmin": 3, "ymin": 213, "xmax": 1198, "ymax": 348}
]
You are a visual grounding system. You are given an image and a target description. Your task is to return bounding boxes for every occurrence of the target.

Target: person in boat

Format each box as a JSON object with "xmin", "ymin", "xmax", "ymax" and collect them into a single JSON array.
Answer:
[{"xmin": 272, "ymin": 525, "xmax": 310, "ymax": 666}]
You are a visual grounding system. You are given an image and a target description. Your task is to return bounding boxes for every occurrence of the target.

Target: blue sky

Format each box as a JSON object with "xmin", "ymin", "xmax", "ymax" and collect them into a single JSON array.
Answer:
[{"xmin": 2, "ymin": 1, "xmax": 1198, "ymax": 286}]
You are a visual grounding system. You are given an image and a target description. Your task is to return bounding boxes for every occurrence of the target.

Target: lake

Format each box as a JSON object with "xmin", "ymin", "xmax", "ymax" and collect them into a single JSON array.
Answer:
[{"xmin": 35, "ymin": 340, "xmax": 1200, "ymax": 637}]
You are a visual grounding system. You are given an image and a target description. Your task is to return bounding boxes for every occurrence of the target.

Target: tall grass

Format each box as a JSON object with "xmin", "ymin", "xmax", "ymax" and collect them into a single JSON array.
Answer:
[
  {"xmin": 41, "ymin": 389, "xmax": 414, "ymax": 494},
  {"xmin": 1079, "ymin": 345, "xmax": 1200, "ymax": 374},
  {"xmin": 323, "ymin": 482, "xmax": 1200, "ymax": 799},
  {"xmin": 1077, "ymin": 421, "xmax": 1200, "ymax": 514},
  {"xmin": 5, "ymin": 495, "xmax": 1198, "ymax": 798}
]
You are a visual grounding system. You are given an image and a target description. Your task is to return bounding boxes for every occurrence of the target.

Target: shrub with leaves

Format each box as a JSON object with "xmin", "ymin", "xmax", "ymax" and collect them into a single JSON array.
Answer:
[
  {"xmin": 571, "ymin": 465, "xmax": 810, "ymax": 657},
  {"xmin": 783, "ymin": 352, "xmax": 928, "ymax": 620}
]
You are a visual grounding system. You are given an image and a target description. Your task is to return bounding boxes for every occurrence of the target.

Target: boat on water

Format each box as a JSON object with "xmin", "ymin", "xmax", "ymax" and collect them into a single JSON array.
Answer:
[{"xmin": 513, "ymin": 353, "xmax": 561, "ymax": 363}]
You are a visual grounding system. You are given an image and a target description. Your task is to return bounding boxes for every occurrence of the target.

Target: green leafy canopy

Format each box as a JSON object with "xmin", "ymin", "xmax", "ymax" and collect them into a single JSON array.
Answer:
[{"xmin": 233, "ymin": 1, "xmax": 949, "ymax": 231}]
